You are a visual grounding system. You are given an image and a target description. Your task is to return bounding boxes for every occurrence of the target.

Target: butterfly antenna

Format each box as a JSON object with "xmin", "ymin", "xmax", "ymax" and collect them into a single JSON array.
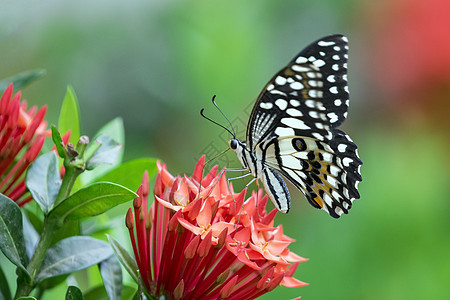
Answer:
[
  {"xmin": 211, "ymin": 95, "xmax": 237, "ymax": 137},
  {"xmin": 200, "ymin": 107, "xmax": 235, "ymax": 138}
]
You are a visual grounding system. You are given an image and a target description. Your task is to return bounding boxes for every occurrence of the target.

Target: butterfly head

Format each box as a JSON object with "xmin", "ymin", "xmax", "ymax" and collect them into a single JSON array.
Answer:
[{"xmin": 229, "ymin": 138, "xmax": 249, "ymax": 169}]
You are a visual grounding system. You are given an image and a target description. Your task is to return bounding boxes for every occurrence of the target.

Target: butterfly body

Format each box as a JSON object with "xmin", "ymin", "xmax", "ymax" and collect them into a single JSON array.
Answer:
[{"xmin": 229, "ymin": 34, "xmax": 362, "ymax": 218}]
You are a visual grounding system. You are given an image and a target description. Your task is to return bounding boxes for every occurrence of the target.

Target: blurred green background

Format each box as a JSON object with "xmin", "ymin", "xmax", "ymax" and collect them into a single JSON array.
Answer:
[{"xmin": 1, "ymin": 0, "xmax": 450, "ymax": 299}]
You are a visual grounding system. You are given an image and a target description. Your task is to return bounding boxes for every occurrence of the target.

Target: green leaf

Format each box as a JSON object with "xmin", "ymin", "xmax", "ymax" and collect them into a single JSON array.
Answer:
[
  {"xmin": 107, "ymin": 235, "xmax": 138, "ymax": 283},
  {"xmin": 51, "ymin": 220, "xmax": 80, "ymax": 246},
  {"xmin": 0, "ymin": 262, "xmax": 12, "ymax": 300},
  {"xmin": 38, "ymin": 274, "xmax": 70, "ymax": 290},
  {"xmin": 85, "ymin": 134, "xmax": 122, "ymax": 171},
  {"xmin": 65, "ymin": 286, "xmax": 84, "ymax": 300},
  {"xmin": 36, "ymin": 236, "xmax": 114, "ymax": 282},
  {"xmin": 80, "ymin": 118, "xmax": 125, "ymax": 185},
  {"xmin": 22, "ymin": 213, "xmax": 39, "ymax": 260},
  {"xmin": 94, "ymin": 117, "xmax": 125, "ymax": 159},
  {"xmin": 84, "ymin": 284, "xmax": 136, "ymax": 300},
  {"xmin": 16, "ymin": 297, "xmax": 37, "ymax": 300},
  {"xmin": 120, "ymin": 285, "xmax": 138, "ymax": 300},
  {"xmin": 99, "ymin": 255, "xmax": 122, "ymax": 300},
  {"xmin": 24, "ymin": 206, "xmax": 44, "ymax": 234},
  {"xmin": 51, "ymin": 125, "xmax": 66, "ymax": 158},
  {"xmin": 95, "ymin": 158, "xmax": 158, "ymax": 191},
  {"xmin": 0, "ymin": 69, "xmax": 46, "ymax": 92},
  {"xmin": 58, "ymin": 86, "xmax": 81, "ymax": 145},
  {"xmin": 0, "ymin": 194, "xmax": 30, "ymax": 277},
  {"xmin": 25, "ymin": 152, "xmax": 61, "ymax": 214},
  {"xmin": 49, "ymin": 182, "xmax": 136, "ymax": 224}
]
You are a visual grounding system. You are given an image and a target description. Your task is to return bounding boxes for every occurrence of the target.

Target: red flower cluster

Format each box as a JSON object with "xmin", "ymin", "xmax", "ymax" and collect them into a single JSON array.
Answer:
[
  {"xmin": 126, "ymin": 156, "xmax": 307, "ymax": 299},
  {"xmin": 0, "ymin": 84, "xmax": 49, "ymax": 206}
]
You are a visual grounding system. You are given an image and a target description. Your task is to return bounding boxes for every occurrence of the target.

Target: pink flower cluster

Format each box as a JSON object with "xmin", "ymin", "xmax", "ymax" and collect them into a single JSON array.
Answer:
[
  {"xmin": 0, "ymin": 84, "xmax": 49, "ymax": 206},
  {"xmin": 126, "ymin": 156, "xmax": 307, "ymax": 299}
]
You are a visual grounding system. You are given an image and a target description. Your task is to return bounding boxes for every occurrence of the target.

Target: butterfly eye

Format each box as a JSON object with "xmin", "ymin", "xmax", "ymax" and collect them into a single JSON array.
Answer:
[{"xmin": 229, "ymin": 139, "xmax": 238, "ymax": 150}]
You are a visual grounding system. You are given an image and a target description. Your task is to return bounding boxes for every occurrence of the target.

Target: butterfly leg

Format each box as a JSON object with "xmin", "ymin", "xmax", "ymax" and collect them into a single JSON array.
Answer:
[
  {"xmin": 227, "ymin": 172, "xmax": 252, "ymax": 181},
  {"xmin": 225, "ymin": 168, "xmax": 249, "ymax": 172}
]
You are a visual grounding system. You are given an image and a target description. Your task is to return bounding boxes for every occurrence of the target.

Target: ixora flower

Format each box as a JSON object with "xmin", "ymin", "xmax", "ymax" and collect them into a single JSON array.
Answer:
[
  {"xmin": 0, "ymin": 84, "xmax": 50, "ymax": 206},
  {"xmin": 126, "ymin": 156, "xmax": 308, "ymax": 299}
]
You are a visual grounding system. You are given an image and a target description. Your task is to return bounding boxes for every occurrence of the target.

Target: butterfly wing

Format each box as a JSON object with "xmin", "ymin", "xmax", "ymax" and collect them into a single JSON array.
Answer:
[{"xmin": 247, "ymin": 34, "xmax": 362, "ymax": 218}]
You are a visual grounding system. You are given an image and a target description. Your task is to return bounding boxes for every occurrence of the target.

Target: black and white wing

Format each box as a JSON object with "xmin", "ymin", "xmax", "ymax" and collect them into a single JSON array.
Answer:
[{"xmin": 247, "ymin": 34, "xmax": 362, "ymax": 218}]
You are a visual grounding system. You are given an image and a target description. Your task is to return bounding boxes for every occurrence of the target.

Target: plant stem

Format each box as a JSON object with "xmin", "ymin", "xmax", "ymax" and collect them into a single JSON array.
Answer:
[
  {"xmin": 14, "ymin": 157, "xmax": 83, "ymax": 298},
  {"xmin": 14, "ymin": 218, "xmax": 58, "ymax": 298},
  {"xmin": 54, "ymin": 157, "xmax": 83, "ymax": 207}
]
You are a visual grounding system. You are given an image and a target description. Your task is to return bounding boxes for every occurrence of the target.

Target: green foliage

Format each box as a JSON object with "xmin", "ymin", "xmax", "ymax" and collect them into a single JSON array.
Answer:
[
  {"xmin": 80, "ymin": 118, "xmax": 125, "ymax": 185},
  {"xmin": 26, "ymin": 152, "xmax": 61, "ymax": 214},
  {"xmin": 0, "ymin": 263, "xmax": 12, "ymax": 300},
  {"xmin": 49, "ymin": 182, "xmax": 136, "ymax": 225},
  {"xmin": 0, "ymin": 194, "xmax": 30, "ymax": 279},
  {"xmin": 5, "ymin": 84, "xmax": 161, "ymax": 298},
  {"xmin": 0, "ymin": 69, "xmax": 46, "ymax": 92},
  {"xmin": 107, "ymin": 235, "xmax": 139, "ymax": 283},
  {"xmin": 22, "ymin": 213, "xmax": 39, "ymax": 260},
  {"xmin": 94, "ymin": 158, "xmax": 157, "ymax": 191},
  {"xmin": 36, "ymin": 236, "xmax": 114, "ymax": 282},
  {"xmin": 84, "ymin": 284, "xmax": 136, "ymax": 300},
  {"xmin": 99, "ymin": 255, "xmax": 123, "ymax": 300},
  {"xmin": 59, "ymin": 86, "xmax": 81, "ymax": 145},
  {"xmin": 65, "ymin": 286, "xmax": 84, "ymax": 300},
  {"xmin": 85, "ymin": 134, "xmax": 122, "ymax": 171},
  {"xmin": 51, "ymin": 126, "xmax": 66, "ymax": 158}
]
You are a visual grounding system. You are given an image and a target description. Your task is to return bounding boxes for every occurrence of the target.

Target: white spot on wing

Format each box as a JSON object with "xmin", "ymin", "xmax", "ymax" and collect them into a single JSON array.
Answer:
[
  {"xmin": 329, "ymin": 86, "xmax": 338, "ymax": 94},
  {"xmin": 292, "ymin": 152, "xmax": 308, "ymax": 160},
  {"xmin": 260, "ymin": 102, "xmax": 273, "ymax": 109},
  {"xmin": 275, "ymin": 99, "xmax": 288, "ymax": 110},
  {"xmin": 312, "ymin": 132, "xmax": 323, "ymax": 140},
  {"xmin": 318, "ymin": 40, "xmax": 335, "ymax": 46},
  {"xmin": 309, "ymin": 111, "xmax": 319, "ymax": 118},
  {"xmin": 295, "ymin": 56, "xmax": 308, "ymax": 63},
  {"xmin": 275, "ymin": 76, "xmax": 287, "ymax": 85},
  {"xmin": 327, "ymin": 112, "xmax": 339, "ymax": 123},
  {"xmin": 281, "ymin": 156, "xmax": 303, "ymax": 170},
  {"xmin": 322, "ymin": 152, "xmax": 332, "ymax": 162},
  {"xmin": 313, "ymin": 59, "xmax": 326, "ymax": 68},
  {"xmin": 275, "ymin": 127, "xmax": 295, "ymax": 137},
  {"xmin": 330, "ymin": 165, "xmax": 340, "ymax": 177},
  {"xmin": 343, "ymin": 157, "xmax": 353, "ymax": 167},
  {"xmin": 292, "ymin": 65, "xmax": 311, "ymax": 72},
  {"xmin": 290, "ymin": 100, "xmax": 300, "ymax": 107},
  {"xmin": 323, "ymin": 193, "xmax": 333, "ymax": 206},
  {"xmin": 281, "ymin": 118, "xmax": 310, "ymax": 130},
  {"xmin": 286, "ymin": 108, "xmax": 303, "ymax": 116},
  {"xmin": 337, "ymin": 144, "xmax": 348, "ymax": 152},
  {"xmin": 328, "ymin": 177, "xmax": 338, "ymax": 188},
  {"xmin": 270, "ymin": 89, "xmax": 287, "ymax": 96},
  {"xmin": 290, "ymin": 82, "xmax": 304, "ymax": 90},
  {"xmin": 305, "ymin": 100, "xmax": 315, "ymax": 108}
]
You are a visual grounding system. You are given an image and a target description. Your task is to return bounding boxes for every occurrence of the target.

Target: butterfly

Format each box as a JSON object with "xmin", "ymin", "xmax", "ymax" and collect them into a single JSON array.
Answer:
[{"xmin": 226, "ymin": 34, "xmax": 362, "ymax": 218}]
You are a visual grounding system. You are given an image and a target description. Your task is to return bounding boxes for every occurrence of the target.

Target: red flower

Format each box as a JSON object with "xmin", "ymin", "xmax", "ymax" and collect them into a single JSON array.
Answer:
[
  {"xmin": 0, "ymin": 84, "xmax": 50, "ymax": 206},
  {"xmin": 126, "ymin": 156, "xmax": 307, "ymax": 299}
]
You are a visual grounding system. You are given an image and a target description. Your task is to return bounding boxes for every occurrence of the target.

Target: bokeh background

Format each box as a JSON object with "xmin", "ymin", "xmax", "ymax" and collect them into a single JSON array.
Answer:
[{"xmin": 1, "ymin": 0, "xmax": 450, "ymax": 299}]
